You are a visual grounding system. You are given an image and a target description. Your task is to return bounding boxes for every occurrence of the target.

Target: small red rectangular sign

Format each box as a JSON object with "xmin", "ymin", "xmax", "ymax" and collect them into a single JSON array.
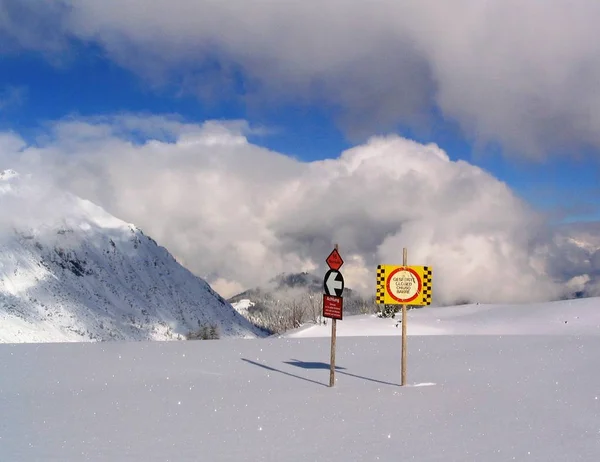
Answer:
[{"xmin": 323, "ymin": 294, "xmax": 343, "ymax": 320}]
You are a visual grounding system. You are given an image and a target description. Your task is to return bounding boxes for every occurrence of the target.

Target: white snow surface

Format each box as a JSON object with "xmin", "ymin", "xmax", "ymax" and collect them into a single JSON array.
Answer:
[
  {"xmin": 230, "ymin": 298, "xmax": 255, "ymax": 315},
  {"xmin": 1, "ymin": 297, "xmax": 600, "ymax": 461},
  {"xmin": 283, "ymin": 297, "xmax": 600, "ymax": 337},
  {"xmin": 0, "ymin": 170, "xmax": 262, "ymax": 342}
]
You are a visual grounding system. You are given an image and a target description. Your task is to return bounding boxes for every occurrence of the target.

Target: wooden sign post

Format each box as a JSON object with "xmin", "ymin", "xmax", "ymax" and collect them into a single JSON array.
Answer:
[
  {"xmin": 324, "ymin": 244, "xmax": 344, "ymax": 387},
  {"xmin": 375, "ymin": 249, "xmax": 433, "ymax": 386},
  {"xmin": 330, "ymin": 313, "xmax": 337, "ymax": 387},
  {"xmin": 401, "ymin": 247, "xmax": 408, "ymax": 386}
]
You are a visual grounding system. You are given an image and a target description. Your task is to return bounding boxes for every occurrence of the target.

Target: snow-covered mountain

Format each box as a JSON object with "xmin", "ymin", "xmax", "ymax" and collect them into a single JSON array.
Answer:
[
  {"xmin": 229, "ymin": 272, "xmax": 374, "ymax": 313},
  {"xmin": 0, "ymin": 170, "xmax": 263, "ymax": 343},
  {"xmin": 228, "ymin": 272, "xmax": 376, "ymax": 333}
]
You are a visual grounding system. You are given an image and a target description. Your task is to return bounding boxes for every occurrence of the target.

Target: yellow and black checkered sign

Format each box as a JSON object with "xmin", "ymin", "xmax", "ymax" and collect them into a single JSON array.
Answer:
[{"xmin": 376, "ymin": 264, "xmax": 433, "ymax": 306}]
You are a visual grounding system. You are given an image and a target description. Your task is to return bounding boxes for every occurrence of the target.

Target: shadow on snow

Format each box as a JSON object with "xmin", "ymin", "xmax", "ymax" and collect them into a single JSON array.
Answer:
[{"xmin": 242, "ymin": 358, "xmax": 399, "ymax": 387}]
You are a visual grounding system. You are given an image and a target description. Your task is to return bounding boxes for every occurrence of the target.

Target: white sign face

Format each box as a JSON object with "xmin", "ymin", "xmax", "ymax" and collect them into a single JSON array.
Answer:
[{"xmin": 388, "ymin": 269, "xmax": 419, "ymax": 301}]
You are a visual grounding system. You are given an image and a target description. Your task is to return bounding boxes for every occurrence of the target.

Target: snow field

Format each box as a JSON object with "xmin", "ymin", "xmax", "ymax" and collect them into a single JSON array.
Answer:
[{"xmin": 2, "ymin": 300, "xmax": 600, "ymax": 462}]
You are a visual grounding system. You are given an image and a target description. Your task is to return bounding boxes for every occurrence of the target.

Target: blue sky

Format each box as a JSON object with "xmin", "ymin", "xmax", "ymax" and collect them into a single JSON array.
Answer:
[{"xmin": 1, "ymin": 45, "xmax": 599, "ymax": 224}]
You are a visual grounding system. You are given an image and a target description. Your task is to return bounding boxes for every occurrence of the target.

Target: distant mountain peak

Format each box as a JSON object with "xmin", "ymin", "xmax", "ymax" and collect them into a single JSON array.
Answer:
[
  {"xmin": 228, "ymin": 271, "xmax": 374, "ymax": 334},
  {"xmin": 269, "ymin": 271, "xmax": 322, "ymax": 290}
]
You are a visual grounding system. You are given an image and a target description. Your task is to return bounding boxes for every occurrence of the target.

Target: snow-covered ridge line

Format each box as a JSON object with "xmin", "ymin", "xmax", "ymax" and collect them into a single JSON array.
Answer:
[{"xmin": 0, "ymin": 169, "xmax": 263, "ymax": 343}]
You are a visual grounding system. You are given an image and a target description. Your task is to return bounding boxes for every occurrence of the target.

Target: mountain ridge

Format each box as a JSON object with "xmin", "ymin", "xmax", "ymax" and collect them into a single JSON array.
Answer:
[
  {"xmin": 0, "ymin": 170, "xmax": 263, "ymax": 342},
  {"xmin": 228, "ymin": 271, "xmax": 377, "ymax": 333}
]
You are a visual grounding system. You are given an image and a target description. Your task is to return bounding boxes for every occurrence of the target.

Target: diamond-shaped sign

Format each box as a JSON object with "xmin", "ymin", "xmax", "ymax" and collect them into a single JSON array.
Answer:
[{"xmin": 326, "ymin": 248, "xmax": 344, "ymax": 270}]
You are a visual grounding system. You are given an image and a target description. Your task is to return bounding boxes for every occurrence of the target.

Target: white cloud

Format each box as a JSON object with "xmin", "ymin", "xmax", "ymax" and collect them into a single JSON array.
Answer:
[
  {"xmin": 0, "ymin": 1, "xmax": 69, "ymax": 55},
  {"xmin": 2, "ymin": 114, "xmax": 593, "ymax": 302},
  {"xmin": 3, "ymin": 1, "xmax": 600, "ymax": 156}
]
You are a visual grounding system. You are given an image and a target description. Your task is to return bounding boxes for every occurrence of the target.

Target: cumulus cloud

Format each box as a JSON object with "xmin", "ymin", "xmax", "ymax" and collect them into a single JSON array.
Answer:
[
  {"xmin": 0, "ymin": 0, "xmax": 70, "ymax": 55},
  {"xmin": 0, "ymin": 168, "xmax": 81, "ymax": 243},
  {"xmin": 3, "ymin": 0, "xmax": 600, "ymax": 156},
  {"xmin": 2, "ymin": 114, "xmax": 595, "ymax": 303}
]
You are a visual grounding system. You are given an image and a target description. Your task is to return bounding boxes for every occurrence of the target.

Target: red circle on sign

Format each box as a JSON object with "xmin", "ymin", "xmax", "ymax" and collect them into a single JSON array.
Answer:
[{"xmin": 386, "ymin": 267, "xmax": 422, "ymax": 303}]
